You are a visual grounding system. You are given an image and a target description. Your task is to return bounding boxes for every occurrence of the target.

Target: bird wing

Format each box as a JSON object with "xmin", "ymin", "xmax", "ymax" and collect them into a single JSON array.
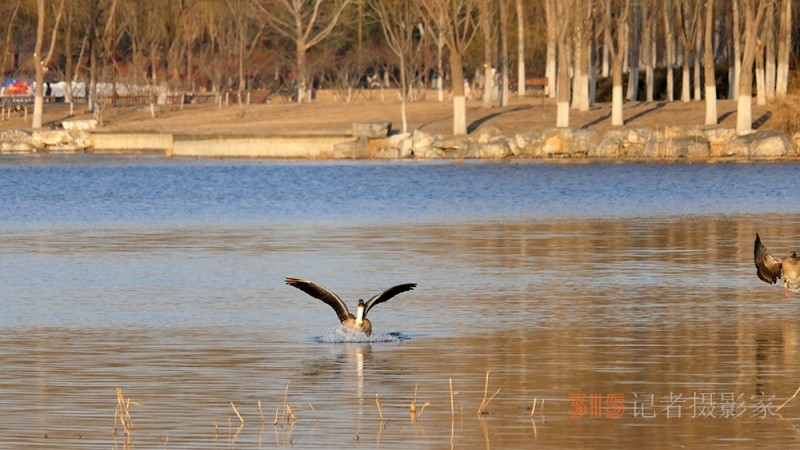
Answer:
[
  {"xmin": 754, "ymin": 234, "xmax": 782, "ymax": 284},
  {"xmin": 285, "ymin": 277, "xmax": 351, "ymax": 323},
  {"xmin": 364, "ymin": 283, "xmax": 417, "ymax": 317}
]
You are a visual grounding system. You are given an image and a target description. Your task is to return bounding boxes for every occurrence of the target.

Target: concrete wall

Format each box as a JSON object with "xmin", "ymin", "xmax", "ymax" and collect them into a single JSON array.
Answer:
[
  {"xmin": 170, "ymin": 133, "xmax": 355, "ymax": 158},
  {"xmin": 91, "ymin": 133, "xmax": 174, "ymax": 155}
]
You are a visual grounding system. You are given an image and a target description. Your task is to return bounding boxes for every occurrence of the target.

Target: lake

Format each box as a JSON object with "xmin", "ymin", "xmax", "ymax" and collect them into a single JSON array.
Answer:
[{"xmin": 2, "ymin": 155, "xmax": 800, "ymax": 448}]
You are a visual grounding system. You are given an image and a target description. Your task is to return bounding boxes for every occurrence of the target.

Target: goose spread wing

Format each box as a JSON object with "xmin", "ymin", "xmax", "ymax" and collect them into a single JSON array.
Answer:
[
  {"xmin": 364, "ymin": 283, "xmax": 417, "ymax": 317},
  {"xmin": 754, "ymin": 234, "xmax": 783, "ymax": 284},
  {"xmin": 285, "ymin": 277, "xmax": 351, "ymax": 323}
]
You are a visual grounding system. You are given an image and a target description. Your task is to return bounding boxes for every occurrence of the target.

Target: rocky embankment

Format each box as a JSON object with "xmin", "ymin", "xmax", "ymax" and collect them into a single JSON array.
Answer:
[
  {"xmin": 1, "ymin": 118, "xmax": 798, "ymax": 162},
  {"xmin": 345, "ymin": 121, "xmax": 799, "ymax": 161}
]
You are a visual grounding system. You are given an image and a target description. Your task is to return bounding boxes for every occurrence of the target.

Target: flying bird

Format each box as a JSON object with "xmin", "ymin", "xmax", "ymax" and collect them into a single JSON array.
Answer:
[
  {"xmin": 285, "ymin": 277, "xmax": 417, "ymax": 335},
  {"xmin": 754, "ymin": 233, "xmax": 800, "ymax": 298}
]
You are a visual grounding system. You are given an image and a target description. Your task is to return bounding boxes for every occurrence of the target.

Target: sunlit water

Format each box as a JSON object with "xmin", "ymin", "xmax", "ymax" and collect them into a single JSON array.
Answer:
[{"xmin": 2, "ymin": 156, "xmax": 800, "ymax": 448}]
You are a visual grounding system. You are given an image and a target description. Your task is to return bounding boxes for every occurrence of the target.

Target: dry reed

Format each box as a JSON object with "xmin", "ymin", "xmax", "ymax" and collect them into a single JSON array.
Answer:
[
  {"xmin": 776, "ymin": 386, "xmax": 800, "ymax": 413},
  {"xmin": 476, "ymin": 370, "xmax": 501, "ymax": 415}
]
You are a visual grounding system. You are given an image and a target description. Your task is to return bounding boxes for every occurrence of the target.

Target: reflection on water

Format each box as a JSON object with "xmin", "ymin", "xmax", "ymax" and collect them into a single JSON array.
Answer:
[{"xmin": 3, "ymin": 160, "xmax": 800, "ymax": 448}]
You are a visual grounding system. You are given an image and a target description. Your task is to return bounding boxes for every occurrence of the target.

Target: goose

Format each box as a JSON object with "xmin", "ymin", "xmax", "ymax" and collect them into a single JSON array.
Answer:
[
  {"xmin": 754, "ymin": 233, "xmax": 800, "ymax": 298},
  {"xmin": 285, "ymin": 277, "xmax": 417, "ymax": 336}
]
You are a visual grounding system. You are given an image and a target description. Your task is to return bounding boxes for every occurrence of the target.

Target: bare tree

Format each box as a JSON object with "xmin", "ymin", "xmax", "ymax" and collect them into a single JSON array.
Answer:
[
  {"xmin": 736, "ymin": 0, "xmax": 768, "ymax": 134},
  {"xmin": 498, "ymin": 0, "xmax": 509, "ymax": 107},
  {"xmin": 367, "ymin": 0, "xmax": 420, "ymax": 133},
  {"xmin": 625, "ymin": 0, "xmax": 640, "ymax": 101},
  {"xmin": 774, "ymin": 0, "xmax": 791, "ymax": 96},
  {"xmin": 604, "ymin": 0, "xmax": 631, "ymax": 126},
  {"xmin": 642, "ymin": 0, "xmax": 658, "ymax": 102},
  {"xmin": 32, "ymin": 0, "xmax": 65, "ymax": 129},
  {"xmin": 421, "ymin": 0, "xmax": 478, "ymax": 136},
  {"xmin": 254, "ymin": 0, "xmax": 351, "ymax": 103},
  {"xmin": 663, "ymin": 0, "xmax": 676, "ymax": 101},
  {"xmin": 515, "ymin": 0, "xmax": 525, "ymax": 97},
  {"xmin": 0, "ymin": 0, "xmax": 22, "ymax": 80},
  {"xmin": 477, "ymin": 0, "xmax": 495, "ymax": 108},
  {"xmin": 674, "ymin": 0, "xmax": 702, "ymax": 103},
  {"xmin": 551, "ymin": 0, "xmax": 576, "ymax": 126},
  {"xmin": 703, "ymin": 0, "xmax": 717, "ymax": 125},
  {"xmin": 572, "ymin": 0, "xmax": 594, "ymax": 112},
  {"xmin": 544, "ymin": 0, "xmax": 557, "ymax": 97}
]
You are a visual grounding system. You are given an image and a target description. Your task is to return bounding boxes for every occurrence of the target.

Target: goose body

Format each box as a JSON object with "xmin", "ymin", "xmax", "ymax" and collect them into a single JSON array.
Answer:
[
  {"xmin": 754, "ymin": 234, "xmax": 800, "ymax": 298},
  {"xmin": 285, "ymin": 277, "xmax": 417, "ymax": 335}
]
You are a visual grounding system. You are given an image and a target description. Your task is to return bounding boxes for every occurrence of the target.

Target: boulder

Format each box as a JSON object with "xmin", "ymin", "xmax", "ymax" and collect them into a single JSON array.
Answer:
[
  {"xmin": 352, "ymin": 121, "xmax": 392, "ymax": 139},
  {"xmin": 702, "ymin": 128, "xmax": 736, "ymax": 157},
  {"xmin": 31, "ymin": 130, "xmax": 69, "ymax": 148},
  {"xmin": 332, "ymin": 138, "xmax": 369, "ymax": 159},
  {"xmin": 412, "ymin": 130, "xmax": 436, "ymax": 155},
  {"xmin": 590, "ymin": 131, "xmax": 624, "ymax": 158},
  {"xmin": 726, "ymin": 131, "xmax": 796, "ymax": 158},
  {"xmin": 513, "ymin": 132, "xmax": 544, "ymax": 158},
  {"xmin": 474, "ymin": 124, "xmax": 503, "ymax": 144},
  {"xmin": 541, "ymin": 127, "xmax": 600, "ymax": 158},
  {"xmin": 666, "ymin": 136, "xmax": 710, "ymax": 160}
]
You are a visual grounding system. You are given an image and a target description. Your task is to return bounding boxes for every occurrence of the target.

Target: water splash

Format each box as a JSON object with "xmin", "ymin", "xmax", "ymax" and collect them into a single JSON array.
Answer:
[{"xmin": 312, "ymin": 326, "xmax": 410, "ymax": 343}]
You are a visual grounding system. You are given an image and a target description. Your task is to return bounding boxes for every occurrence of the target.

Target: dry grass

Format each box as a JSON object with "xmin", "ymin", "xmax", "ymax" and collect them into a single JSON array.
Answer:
[{"xmin": 766, "ymin": 96, "xmax": 800, "ymax": 136}]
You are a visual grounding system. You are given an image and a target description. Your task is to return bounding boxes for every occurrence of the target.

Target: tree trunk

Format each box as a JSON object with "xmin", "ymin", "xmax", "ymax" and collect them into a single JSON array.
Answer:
[
  {"xmin": 515, "ymin": 0, "xmax": 525, "ymax": 97},
  {"xmin": 479, "ymin": 0, "xmax": 493, "ymax": 108},
  {"xmin": 764, "ymin": 1, "xmax": 775, "ymax": 99},
  {"xmin": 774, "ymin": 0, "xmax": 790, "ymax": 96},
  {"xmin": 399, "ymin": 56, "xmax": 408, "ymax": 133},
  {"xmin": 755, "ymin": 42, "xmax": 766, "ymax": 105},
  {"xmin": 296, "ymin": 45, "xmax": 307, "ymax": 103},
  {"xmin": 32, "ymin": 0, "xmax": 46, "ymax": 129},
  {"xmin": 436, "ymin": 39, "xmax": 444, "ymax": 102},
  {"xmin": 499, "ymin": 0, "xmax": 509, "ymax": 107},
  {"xmin": 556, "ymin": 32, "xmax": 570, "ymax": 127},
  {"xmin": 545, "ymin": 0, "xmax": 557, "ymax": 98},
  {"xmin": 704, "ymin": 0, "xmax": 717, "ymax": 125},
  {"xmin": 694, "ymin": 23, "xmax": 702, "ymax": 101},
  {"xmin": 737, "ymin": 0, "xmax": 765, "ymax": 134},
  {"xmin": 450, "ymin": 51, "xmax": 467, "ymax": 135},
  {"xmin": 611, "ymin": 56, "xmax": 624, "ymax": 126},
  {"xmin": 663, "ymin": 0, "xmax": 675, "ymax": 102},
  {"xmin": 681, "ymin": 46, "xmax": 691, "ymax": 102},
  {"xmin": 732, "ymin": 0, "xmax": 741, "ymax": 99},
  {"xmin": 626, "ymin": 3, "xmax": 640, "ymax": 101}
]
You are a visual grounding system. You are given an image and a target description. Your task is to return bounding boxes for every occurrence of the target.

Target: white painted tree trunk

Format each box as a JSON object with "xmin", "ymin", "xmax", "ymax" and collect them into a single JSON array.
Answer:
[
  {"xmin": 681, "ymin": 49, "xmax": 691, "ymax": 102},
  {"xmin": 612, "ymin": 84, "xmax": 624, "ymax": 126},
  {"xmin": 736, "ymin": 94, "xmax": 751, "ymax": 134},
  {"xmin": 453, "ymin": 95, "xmax": 467, "ymax": 135},
  {"xmin": 756, "ymin": 52, "xmax": 766, "ymax": 106},
  {"xmin": 602, "ymin": 36, "xmax": 610, "ymax": 77},
  {"xmin": 557, "ymin": 101, "xmax": 570, "ymax": 127}
]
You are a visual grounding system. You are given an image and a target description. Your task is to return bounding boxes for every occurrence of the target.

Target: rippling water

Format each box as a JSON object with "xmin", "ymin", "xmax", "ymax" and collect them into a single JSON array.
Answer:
[{"xmin": 2, "ymin": 156, "xmax": 800, "ymax": 448}]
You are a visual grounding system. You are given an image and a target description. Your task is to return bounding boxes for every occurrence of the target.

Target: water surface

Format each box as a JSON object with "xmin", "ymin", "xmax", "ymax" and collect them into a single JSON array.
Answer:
[{"xmin": 2, "ymin": 157, "xmax": 800, "ymax": 448}]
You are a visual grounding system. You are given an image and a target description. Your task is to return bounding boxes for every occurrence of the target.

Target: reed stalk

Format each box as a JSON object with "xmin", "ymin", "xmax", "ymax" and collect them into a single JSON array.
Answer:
[
  {"xmin": 776, "ymin": 386, "xmax": 800, "ymax": 412},
  {"xmin": 231, "ymin": 402, "xmax": 245, "ymax": 424},
  {"xmin": 477, "ymin": 370, "xmax": 501, "ymax": 415}
]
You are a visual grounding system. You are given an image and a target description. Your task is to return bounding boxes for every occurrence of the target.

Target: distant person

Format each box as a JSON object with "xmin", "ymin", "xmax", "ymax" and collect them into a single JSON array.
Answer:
[{"xmin": 45, "ymin": 82, "xmax": 52, "ymax": 97}]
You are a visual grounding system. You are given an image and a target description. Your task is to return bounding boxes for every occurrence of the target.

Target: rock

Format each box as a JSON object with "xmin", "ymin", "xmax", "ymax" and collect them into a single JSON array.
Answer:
[
  {"xmin": 474, "ymin": 124, "xmax": 503, "ymax": 144},
  {"xmin": 590, "ymin": 131, "xmax": 624, "ymax": 158},
  {"xmin": 62, "ymin": 119, "xmax": 97, "ymax": 131},
  {"xmin": 726, "ymin": 131, "xmax": 796, "ymax": 158},
  {"xmin": 541, "ymin": 127, "xmax": 600, "ymax": 158},
  {"xmin": 353, "ymin": 121, "xmax": 391, "ymax": 139},
  {"xmin": 663, "ymin": 126, "xmax": 703, "ymax": 138},
  {"xmin": 456, "ymin": 140, "xmax": 482, "ymax": 158},
  {"xmin": 703, "ymin": 128, "xmax": 736, "ymax": 157},
  {"xmin": 513, "ymin": 132, "xmax": 544, "ymax": 158},
  {"xmin": 31, "ymin": 130, "xmax": 69, "ymax": 148},
  {"xmin": 374, "ymin": 147, "xmax": 400, "ymax": 159},
  {"xmin": 435, "ymin": 136, "xmax": 466, "ymax": 151},
  {"xmin": 666, "ymin": 136, "xmax": 710, "ymax": 160},
  {"xmin": 418, "ymin": 147, "xmax": 447, "ymax": 159},
  {"xmin": 793, "ymin": 132, "xmax": 800, "ymax": 150},
  {"xmin": 68, "ymin": 130, "xmax": 94, "ymax": 149},
  {"xmin": 0, "ymin": 129, "xmax": 32, "ymax": 143},
  {"xmin": 0, "ymin": 142, "xmax": 34, "ymax": 153},
  {"xmin": 332, "ymin": 138, "xmax": 369, "ymax": 159},
  {"xmin": 47, "ymin": 144, "xmax": 82, "ymax": 153},
  {"xmin": 412, "ymin": 130, "xmax": 436, "ymax": 155}
]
